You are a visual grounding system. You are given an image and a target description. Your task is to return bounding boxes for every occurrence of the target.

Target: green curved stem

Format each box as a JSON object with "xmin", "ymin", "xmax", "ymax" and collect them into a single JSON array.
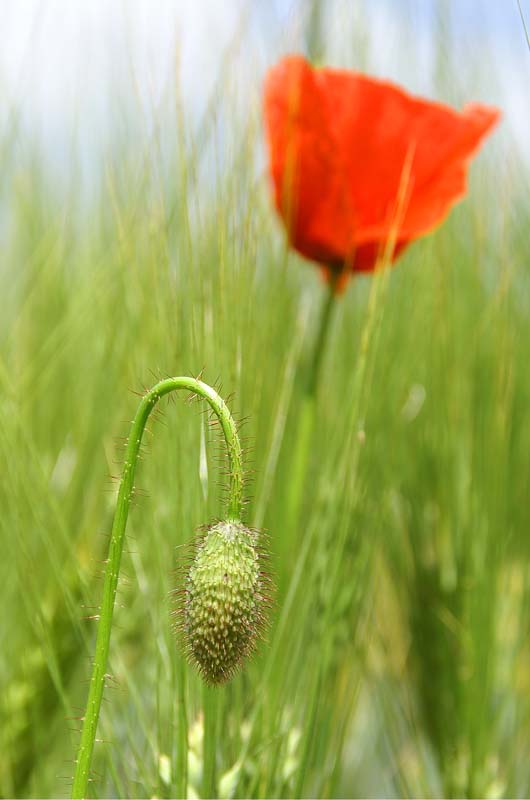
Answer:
[{"xmin": 72, "ymin": 377, "xmax": 243, "ymax": 799}]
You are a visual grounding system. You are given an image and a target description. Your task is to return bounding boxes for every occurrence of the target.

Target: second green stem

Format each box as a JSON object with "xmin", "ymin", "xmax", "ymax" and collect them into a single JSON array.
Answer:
[{"xmin": 287, "ymin": 278, "xmax": 338, "ymax": 528}]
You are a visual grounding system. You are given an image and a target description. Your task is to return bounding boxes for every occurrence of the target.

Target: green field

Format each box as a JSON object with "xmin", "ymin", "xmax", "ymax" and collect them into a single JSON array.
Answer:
[{"xmin": 1, "ymin": 3, "xmax": 530, "ymax": 798}]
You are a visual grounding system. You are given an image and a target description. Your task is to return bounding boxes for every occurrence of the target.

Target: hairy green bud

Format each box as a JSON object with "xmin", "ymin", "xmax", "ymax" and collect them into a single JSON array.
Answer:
[{"xmin": 177, "ymin": 520, "xmax": 270, "ymax": 684}]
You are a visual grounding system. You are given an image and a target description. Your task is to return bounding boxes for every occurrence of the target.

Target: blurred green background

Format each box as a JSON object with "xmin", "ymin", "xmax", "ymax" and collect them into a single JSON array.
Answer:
[{"xmin": 1, "ymin": 1, "xmax": 529, "ymax": 797}]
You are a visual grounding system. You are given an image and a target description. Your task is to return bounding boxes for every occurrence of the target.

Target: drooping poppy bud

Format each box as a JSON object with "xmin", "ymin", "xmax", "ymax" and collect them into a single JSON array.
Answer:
[{"xmin": 178, "ymin": 520, "xmax": 271, "ymax": 684}]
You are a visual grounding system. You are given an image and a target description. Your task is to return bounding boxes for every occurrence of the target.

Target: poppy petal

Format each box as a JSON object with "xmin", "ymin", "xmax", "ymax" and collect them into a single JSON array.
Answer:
[{"xmin": 263, "ymin": 55, "xmax": 500, "ymax": 282}]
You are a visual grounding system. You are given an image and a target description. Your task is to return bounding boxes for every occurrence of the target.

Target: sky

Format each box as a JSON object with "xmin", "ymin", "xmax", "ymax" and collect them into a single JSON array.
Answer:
[{"xmin": 1, "ymin": 0, "xmax": 529, "ymax": 176}]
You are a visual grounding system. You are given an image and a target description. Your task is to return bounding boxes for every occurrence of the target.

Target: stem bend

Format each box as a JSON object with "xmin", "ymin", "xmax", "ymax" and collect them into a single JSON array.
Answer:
[{"xmin": 72, "ymin": 377, "xmax": 244, "ymax": 798}]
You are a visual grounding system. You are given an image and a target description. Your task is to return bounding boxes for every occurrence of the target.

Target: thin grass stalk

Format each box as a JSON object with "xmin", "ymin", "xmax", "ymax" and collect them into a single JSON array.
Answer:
[{"xmin": 202, "ymin": 683, "xmax": 219, "ymax": 798}]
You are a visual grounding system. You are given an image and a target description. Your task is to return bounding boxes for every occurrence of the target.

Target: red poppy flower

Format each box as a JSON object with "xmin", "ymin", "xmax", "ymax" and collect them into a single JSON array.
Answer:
[{"xmin": 263, "ymin": 55, "xmax": 500, "ymax": 290}]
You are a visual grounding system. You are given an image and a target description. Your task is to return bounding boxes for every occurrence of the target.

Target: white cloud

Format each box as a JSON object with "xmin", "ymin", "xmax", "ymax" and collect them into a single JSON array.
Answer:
[{"xmin": 0, "ymin": 0, "xmax": 527, "ymax": 173}]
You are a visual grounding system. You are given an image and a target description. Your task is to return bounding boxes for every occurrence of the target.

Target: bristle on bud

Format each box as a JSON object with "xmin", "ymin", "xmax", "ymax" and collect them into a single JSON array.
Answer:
[{"xmin": 175, "ymin": 520, "xmax": 271, "ymax": 684}]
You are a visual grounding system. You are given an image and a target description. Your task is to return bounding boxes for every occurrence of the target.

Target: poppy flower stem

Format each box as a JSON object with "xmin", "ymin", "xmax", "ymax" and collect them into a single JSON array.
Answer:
[
  {"xmin": 287, "ymin": 276, "xmax": 338, "ymax": 526},
  {"xmin": 71, "ymin": 377, "xmax": 244, "ymax": 799},
  {"xmin": 306, "ymin": 275, "xmax": 338, "ymax": 396}
]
